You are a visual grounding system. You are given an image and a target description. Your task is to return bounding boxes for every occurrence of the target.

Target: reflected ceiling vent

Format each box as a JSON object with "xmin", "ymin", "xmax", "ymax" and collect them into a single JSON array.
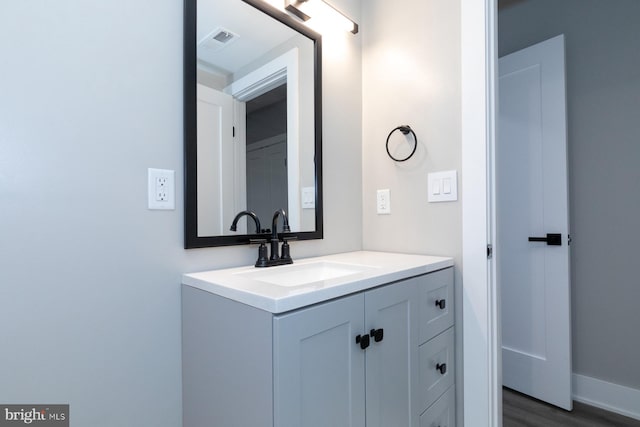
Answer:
[{"xmin": 198, "ymin": 27, "xmax": 239, "ymax": 53}]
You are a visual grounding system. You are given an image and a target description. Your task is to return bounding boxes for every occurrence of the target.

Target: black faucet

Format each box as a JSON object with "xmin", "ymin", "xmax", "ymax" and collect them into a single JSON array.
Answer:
[
  {"xmin": 231, "ymin": 209, "xmax": 294, "ymax": 268},
  {"xmin": 270, "ymin": 209, "xmax": 291, "ymax": 261},
  {"xmin": 230, "ymin": 210, "xmax": 261, "ymax": 234},
  {"xmin": 230, "ymin": 211, "xmax": 270, "ymax": 267}
]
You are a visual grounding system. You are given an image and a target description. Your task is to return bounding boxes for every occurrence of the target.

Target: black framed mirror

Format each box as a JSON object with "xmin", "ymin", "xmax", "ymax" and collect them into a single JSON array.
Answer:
[{"xmin": 184, "ymin": 0, "xmax": 323, "ymax": 248}]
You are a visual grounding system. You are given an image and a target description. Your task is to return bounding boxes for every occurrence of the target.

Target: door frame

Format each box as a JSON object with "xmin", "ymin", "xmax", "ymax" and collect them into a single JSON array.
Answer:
[{"xmin": 461, "ymin": 0, "xmax": 500, "ymax": 426}]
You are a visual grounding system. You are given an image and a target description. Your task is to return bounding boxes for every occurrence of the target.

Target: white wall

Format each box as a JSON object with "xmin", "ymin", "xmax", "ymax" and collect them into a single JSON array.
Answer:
[
  {"xmin": 361, "ymin": 0, "xmax": 463, "ymax": 421},
  {"xmin": 361, "ymin": 0, "xmax": 461, "ymax": 271},
  {"xmin": 0, "ymin": 0, "xmax": 362, "ymax": 425},
  {"xmin": 498, "ymin": 0, "xmax": 640, "ymax": 392}
]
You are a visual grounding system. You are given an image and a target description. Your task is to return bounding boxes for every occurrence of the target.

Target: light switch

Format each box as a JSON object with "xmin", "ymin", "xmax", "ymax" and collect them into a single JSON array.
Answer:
[
  {"xmin": 432, "ymin": 179, "xmax": 441, "ymax": 195},
  {"xmin": 443, "ymin": 178, "xmax": 452, "ymax": 194},
  {"xmin": 428, "ymin": 170, "xmax": 457, "ymax": 202}
]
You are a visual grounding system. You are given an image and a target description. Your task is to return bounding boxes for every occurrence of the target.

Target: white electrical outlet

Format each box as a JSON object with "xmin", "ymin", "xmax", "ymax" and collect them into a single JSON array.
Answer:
[
  {"xmin": 377, "ymin": 189, "xmax": 391, "ymax": 214},
  {"xmin": 148, "ymin": 168, "xmax": 175, "ymax": 210},
  {"xmin": 156, "ymin": 176, "xmax": 168, "ymax": 201}
]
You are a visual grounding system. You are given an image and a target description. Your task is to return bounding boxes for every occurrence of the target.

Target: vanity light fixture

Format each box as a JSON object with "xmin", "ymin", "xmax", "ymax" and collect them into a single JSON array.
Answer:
[{"xmin": 285, "ymin": 0, "xmax": 359, "ymax": 34}]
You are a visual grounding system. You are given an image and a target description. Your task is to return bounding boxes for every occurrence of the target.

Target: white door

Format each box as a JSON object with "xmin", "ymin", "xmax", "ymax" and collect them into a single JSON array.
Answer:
[
  {"xmin": 498, "ymin": 34, "xmax": 572, "ymax": 410},
  {"xmin": 197, "ymin": 84, "xmax": 236, "ymax": 235}
]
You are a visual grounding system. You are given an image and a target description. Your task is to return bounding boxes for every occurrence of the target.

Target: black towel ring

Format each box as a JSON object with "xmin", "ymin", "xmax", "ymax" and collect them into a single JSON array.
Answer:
[{"xmin": 386, "ymin": 125, "xmax": 417, "ymax": 162}]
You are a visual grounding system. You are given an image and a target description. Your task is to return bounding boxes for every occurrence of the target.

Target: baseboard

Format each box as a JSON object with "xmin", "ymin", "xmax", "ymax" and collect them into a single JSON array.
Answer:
[{"xmin": 572, "ymin": 373, "xmax": 640, "ymax": 421}]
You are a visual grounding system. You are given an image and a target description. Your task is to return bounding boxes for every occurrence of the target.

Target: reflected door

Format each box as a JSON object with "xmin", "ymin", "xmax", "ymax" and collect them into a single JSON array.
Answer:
[
  {"xmin": 246, "ymin": 135, "xmax": 288, "ymax": 232},
  {"xmin": 197, "ymin": 83, "xmax": 236, "ymax": 235}
]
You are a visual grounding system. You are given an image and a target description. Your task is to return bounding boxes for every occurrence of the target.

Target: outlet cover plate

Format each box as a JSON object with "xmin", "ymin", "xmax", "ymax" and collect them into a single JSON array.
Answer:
[
  {"xmin": 148, "ymin": 168, "xmax": 175, "ymax": 210},
  {"xmin": 377, "ymin": 189, "xmax": 391, "ymax": 214}
]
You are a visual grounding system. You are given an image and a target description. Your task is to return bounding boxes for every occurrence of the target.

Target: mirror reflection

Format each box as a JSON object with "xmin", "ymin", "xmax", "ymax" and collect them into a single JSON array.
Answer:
[{"xmin": 192, "ymin": 0, "xmax": 319, "ymax": 242}]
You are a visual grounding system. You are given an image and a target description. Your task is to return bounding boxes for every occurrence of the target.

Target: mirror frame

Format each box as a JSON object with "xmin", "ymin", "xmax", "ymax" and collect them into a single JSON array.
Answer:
[{"xmin": 184, "ymin": 0, "xmax": 323, "ymax": 248}]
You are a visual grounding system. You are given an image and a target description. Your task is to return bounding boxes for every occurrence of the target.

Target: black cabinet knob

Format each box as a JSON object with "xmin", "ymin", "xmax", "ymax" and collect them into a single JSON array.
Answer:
[
  {"xmin": 355, "ymin": 334, "xmax": 370, "ymax": 350},
  {"xmin": 435, "ymin": 299, "xmax": 446, "ymax": 310},
  {"xmin": 436, "ymin": 362, "xmax": 447, "ymax": 375},
  {"xmin": 369, "ymin": 328, "xmax": 384, "ymax": 343}
]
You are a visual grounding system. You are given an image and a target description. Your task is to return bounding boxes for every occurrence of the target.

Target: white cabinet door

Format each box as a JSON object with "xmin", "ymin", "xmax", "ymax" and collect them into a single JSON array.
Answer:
[
  {"xmin": 365, "ymin": 277, "xmax": 418, "ymax": 427},
  {"xmin": 273, "ymin": 293, "xmax": 366, "ymax": 427}
]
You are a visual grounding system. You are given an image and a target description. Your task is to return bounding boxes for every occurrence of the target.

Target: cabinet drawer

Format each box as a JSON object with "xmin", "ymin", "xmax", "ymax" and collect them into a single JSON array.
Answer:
[
  {"xmin": 418, "ymin": 327, "xmax": 455, "ymax": 412},
  {"xmin": 419, "ymin": 267, "xmax": 454, "ymax": 344},
  {"xmin": 419, "ymin": 386, "xmax": 455, "ymax": 427}
]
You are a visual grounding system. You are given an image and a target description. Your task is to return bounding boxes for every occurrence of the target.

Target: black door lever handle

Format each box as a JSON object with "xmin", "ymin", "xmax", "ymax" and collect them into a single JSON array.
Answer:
[{"xmin": 528, "ymin": 233, "xmax": 561, "ymax": 246}]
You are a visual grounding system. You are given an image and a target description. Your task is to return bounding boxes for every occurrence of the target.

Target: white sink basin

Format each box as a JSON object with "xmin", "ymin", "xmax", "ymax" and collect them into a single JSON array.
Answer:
[
  {"xmin": 234, "ymin": 261, "xmax": 376, "ymax": 287},
  {"xmin": 183, "ymin": 251, "xmax": 455, "ymax": 313}
]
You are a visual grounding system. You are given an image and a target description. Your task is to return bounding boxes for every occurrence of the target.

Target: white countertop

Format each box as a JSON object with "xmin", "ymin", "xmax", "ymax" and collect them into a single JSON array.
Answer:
[{"xmin": 182, "ymin": 251, "xmax": 454, "ymax": 314}]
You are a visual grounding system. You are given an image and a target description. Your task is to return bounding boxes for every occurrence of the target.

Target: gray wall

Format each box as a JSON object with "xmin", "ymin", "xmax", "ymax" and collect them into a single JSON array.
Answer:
[
  {"xmin": 0, "ymin": 0, "xmax": 362, "ymax": 425},
  {"xmin": 499, "ymin": 0, "xmax": 640, "ymax": 390},
  {"xmin": 361, "ymin": 0, "xmax": 462, "ymax": 420}
]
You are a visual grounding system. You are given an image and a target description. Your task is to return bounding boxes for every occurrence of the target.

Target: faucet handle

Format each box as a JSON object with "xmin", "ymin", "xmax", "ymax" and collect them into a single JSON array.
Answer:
[
  {"xmin": 280, "ymin": 236, "xmax": 295, "ymax": 264},
  {"xmin": 250, "ymin": 239, "xmax": 269, "ymax": 268}
]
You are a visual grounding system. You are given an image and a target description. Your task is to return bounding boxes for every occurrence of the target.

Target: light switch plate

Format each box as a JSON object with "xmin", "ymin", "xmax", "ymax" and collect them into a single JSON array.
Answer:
[
  {"xmin": 302, "ymin": 187, "xmax": 315, "ymax": 209},
  {"xmin": 148, "ymin": 168, "xmax": 175, "ymax": 210},
  {"xmin": 428, "ymin": 170, "xmax": 457, "ymax": 202}
]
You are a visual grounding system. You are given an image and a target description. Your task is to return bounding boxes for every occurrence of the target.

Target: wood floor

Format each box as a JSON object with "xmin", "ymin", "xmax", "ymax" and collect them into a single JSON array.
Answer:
[{"xmin": 503, "ymin": 388, "xmax": 640, "ymax": 427}]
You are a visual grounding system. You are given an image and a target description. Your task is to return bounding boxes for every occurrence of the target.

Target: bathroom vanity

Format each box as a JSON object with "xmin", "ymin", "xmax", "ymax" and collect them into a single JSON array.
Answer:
[{"xmin": 182, "ymin": 251, "xmax": 455, "ymax": 427}]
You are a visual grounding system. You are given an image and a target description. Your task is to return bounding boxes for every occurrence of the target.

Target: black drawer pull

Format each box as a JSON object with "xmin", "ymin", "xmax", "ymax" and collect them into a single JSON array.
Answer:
[
  {"xmin": 355, "ymin": 334, "xmax": 370, "ymax": 350},
  {"xmin": 528, "ymin": 233, "xmax": 561, "ymax": 246},
  {"xmin": 370, "ymin": 328, "xmax": 384, "ymax": 343},
  {"xmin": 435, "ymin": 299, "xmax": 446, "ymax": 310},
  {"xmin": 436, "ymin": 362, "xmax": 447, "ymax": 375}
]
